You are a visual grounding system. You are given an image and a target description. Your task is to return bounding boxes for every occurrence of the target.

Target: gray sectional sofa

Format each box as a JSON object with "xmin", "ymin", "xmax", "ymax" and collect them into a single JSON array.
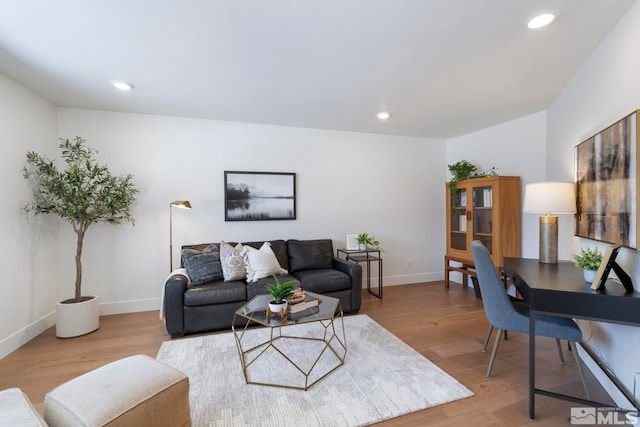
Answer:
[{"xmin": 163, "ymin": 239, "xmax": 362, "ymax": 336}]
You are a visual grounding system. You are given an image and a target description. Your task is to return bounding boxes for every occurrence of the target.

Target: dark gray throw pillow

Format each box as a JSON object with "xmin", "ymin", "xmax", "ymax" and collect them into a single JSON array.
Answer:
[
  {"xmin": 287, "ymin": 239, "xmax": 333, "ymax": 272},
  {"xmin": 181, "ymin": 246, "xmax": 224, "ymax": 285}
]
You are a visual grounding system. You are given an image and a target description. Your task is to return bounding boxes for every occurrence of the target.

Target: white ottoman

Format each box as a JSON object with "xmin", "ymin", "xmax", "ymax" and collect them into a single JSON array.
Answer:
[
  {"xmin": 44, "ymin": 355, "xmax": 190, "ymax": 427},
  {"xmin": 0, "ymin": 387, "xmax": 47, "ymax": 427}
]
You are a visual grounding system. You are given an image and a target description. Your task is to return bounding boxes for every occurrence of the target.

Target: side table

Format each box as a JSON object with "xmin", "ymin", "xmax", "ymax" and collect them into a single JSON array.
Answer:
[{"xmin": 337, "ymin": 249, "xmax": 383, "ymax": 299}]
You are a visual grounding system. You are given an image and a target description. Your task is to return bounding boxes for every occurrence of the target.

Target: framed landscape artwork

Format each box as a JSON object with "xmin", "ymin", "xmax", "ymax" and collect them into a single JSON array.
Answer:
[
  {"xmin": 224, "ymin": 171, "xmax": 296, "ymax": 221},
  {"xmin": 575, "ymin": 110, "xmax": 639, "ymax": 249}
]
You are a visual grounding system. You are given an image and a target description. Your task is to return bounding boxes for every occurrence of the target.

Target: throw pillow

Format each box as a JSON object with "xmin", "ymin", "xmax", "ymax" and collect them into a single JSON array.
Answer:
[
  {"xmin": 242, "ymin": 242, "xmax": 288, "ymax": 283},
  {"xmin": 220, "ymin": 241, "xmax": 246, "ymax": 281},
  {"xmin": 287, "ymin": 239, "xmax": 333, "ymax": 272},
  {"xmin": 181, "ymin": 246, "xmax": 223, "ymax": 286}
]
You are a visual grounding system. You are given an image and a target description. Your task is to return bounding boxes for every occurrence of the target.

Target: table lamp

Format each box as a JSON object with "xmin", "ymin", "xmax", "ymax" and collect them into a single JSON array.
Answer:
[
  {"xmin": 523, "ymin": 182, "xmax": 576, "ymax": 264},
  {"xmin": 170, "ymin": 200, "xmax": 192, "ymax": 272}
]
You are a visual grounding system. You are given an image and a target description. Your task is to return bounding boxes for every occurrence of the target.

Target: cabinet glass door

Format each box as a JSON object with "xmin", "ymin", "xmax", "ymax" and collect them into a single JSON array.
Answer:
[
  {"xmin": 472, "ymin": 186, "xmax": 493, "ymax": 253},
  {"xmin": 450, "ymin": 188, "xmax": 468, "ymax": 251}
]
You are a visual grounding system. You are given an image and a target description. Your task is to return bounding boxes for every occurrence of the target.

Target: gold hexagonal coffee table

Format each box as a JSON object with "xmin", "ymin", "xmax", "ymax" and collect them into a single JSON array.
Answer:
[{"xmin": 232, "ymin": 291, "xmax": 346, "ymax": 390}]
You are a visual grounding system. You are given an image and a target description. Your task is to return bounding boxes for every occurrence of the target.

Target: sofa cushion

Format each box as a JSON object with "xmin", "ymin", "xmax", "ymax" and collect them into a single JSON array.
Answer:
[
  {"xmin": 242, "ymin": 242, "xmax": 288, "ymax": 283},
  {"xmin": 246, "ymin": 274, "xmax": 300, "ymax": 300},
  {"xmin": 184, "ymin": 280, "xmax": 246, "ymax": 306},
  {"xmin": 181, "ymin": 245, "xmax": 223, "ymax": 285},
  {"xmin": 220, "ymin": 241, "xmax": 246, "ymax": 281},
  {"xmin": 243, "ymin": 240, "xmax": 289, "ymax": 271},
  {"xmin": 293, "ymin": 269, "xmax": 351, "ymax": 293},
  {"xmin": 287, "ymin": 239, "xmax": 334, "ymax": 272}
]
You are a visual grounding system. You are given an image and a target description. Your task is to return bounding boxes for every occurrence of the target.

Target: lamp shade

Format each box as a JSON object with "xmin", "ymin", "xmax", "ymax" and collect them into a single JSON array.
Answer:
[
  {"xmin": 170, "ymin": 200, "xmax": 192, "ymax": 209},
  {"xmin": 523, "ymin": 182, "xmax": 576, "ymax": 214}
]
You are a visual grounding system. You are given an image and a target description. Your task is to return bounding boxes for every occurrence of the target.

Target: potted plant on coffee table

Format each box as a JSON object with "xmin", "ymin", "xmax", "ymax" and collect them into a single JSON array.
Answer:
[
  {"xmin": 23, "ymin": 137, "xmax": 138, "ymax": 338},
  {"xmin": 573, "ymin": 246, "xmax": 603, "ymax": 283},
  {"xmin": 265, "ymin": 275, "xmax": 297, "ymax": 317}
]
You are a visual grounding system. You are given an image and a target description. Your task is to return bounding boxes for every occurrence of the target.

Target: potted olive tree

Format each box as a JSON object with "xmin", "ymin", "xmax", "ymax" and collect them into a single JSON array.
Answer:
[{"xmin": 23, "ymin": 137, "xmax": 138, "ymax": 337}]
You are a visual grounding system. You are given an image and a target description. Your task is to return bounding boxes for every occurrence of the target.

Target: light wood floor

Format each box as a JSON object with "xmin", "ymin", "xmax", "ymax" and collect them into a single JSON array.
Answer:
[{"xmin": 0, "ymin": 282, "xmax": 613, "ymax": 426}]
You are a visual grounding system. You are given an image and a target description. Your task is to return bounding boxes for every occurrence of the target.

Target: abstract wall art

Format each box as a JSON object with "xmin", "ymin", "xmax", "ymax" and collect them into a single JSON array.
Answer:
[{"xmin": 575, "ymin": 110, "xmax": 639, "ymax": 249}]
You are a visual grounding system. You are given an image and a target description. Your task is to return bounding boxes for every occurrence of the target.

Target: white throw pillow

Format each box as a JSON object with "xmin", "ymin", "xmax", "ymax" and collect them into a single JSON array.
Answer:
[
  {"xmin": 220, "ymin": 241, "xmax": 246, "ymax": 281},
  {"xmin": 242, "ymin": 242, "xmax": 288, "ymax": 283}
]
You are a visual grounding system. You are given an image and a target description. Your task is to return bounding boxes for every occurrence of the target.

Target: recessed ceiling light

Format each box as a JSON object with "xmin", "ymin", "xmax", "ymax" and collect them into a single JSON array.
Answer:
[
  {"xmin": 527, "ymin": 13, "xmax": 555, "ymax": 29},
  {"xmin": 376, "ymin": 111, "xmax": 391, "ymax": 120},
  {"xmin": 110, "ymin": 80, "xmax": 135, "ymax": 91}
]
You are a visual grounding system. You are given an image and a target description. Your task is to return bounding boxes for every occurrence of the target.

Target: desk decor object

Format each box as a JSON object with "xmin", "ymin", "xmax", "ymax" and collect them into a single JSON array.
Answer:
[
  {"xmin": 591, "ymin": 244, "xmax": 633, "ymax": 292},
  {"xmin": 572, "ymin": 246, "xmax": 603, "ymax": 283},
  {"xmin": 523, "ymin": 182, "xmax": 576, "ymax": 264},
  {"xmin": 575, "ymin": 110, "xmax": 639, "ymax": 248},
  {"xmin": 224, "ymin": 171, "xmax": 296, "ymax": 221}
]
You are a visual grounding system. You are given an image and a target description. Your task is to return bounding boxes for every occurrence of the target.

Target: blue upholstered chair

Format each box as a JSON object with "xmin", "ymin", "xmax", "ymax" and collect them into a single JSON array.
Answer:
[{"xmin": 471, "ymin": 241, "xmax": 590, "ymax": 398}]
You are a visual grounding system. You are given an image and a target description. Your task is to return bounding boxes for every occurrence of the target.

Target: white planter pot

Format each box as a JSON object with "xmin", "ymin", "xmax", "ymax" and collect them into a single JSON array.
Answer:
[
  {"xmin": 56, "ymin": 295, "xmax": 100, "ymax": 338},
  {"xmin": 268, "ymin": 301, "xmax": 287, "ymax": 316},
  {"xmin": 583, "ymin": 269, "xmax": 597, "ymax": 283},
  {"xmin": 358, "ymin": 243, "xmax": 367, "ymax": 251}
]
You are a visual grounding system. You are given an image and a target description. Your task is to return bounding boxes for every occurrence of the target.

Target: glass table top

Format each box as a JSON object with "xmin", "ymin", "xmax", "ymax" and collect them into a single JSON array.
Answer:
[{"xmin": 235, "ymin": 291, "xmax": 340, "ymax": 327}]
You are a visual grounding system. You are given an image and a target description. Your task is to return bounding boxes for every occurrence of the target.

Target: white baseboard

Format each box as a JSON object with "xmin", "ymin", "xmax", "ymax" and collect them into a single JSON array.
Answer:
[
  {"xmin": 99, "ymin": 297, "xmax": 161, "ymax": 316},
  {"xmin": 0, "ymin": 311, "xmax": 56, "ymax": 359},
  {"xmin": 577, "ymin": 345, "xmax": 636, "ymax": 409},
  {"xmin": 360, "ymin": 272, "xmax": 444, "ymax": 288}
]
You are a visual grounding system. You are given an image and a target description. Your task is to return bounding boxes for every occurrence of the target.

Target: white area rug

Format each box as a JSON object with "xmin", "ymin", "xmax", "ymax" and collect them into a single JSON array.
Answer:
[{"xmin": 156, "ymin": 314, "xmax": 473, "ymax": 426}]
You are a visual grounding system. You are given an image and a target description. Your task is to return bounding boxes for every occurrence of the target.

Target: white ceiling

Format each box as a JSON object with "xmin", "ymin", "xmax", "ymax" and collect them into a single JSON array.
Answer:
[{"xmin": 0, "ymin": 0, "xmax": 634, "ymax": 139}]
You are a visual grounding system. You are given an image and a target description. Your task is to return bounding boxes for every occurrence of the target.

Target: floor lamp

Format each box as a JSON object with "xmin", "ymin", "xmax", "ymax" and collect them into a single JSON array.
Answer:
[
  {"xmin": 523, "ymin": 182, "xmax": 576, "ymax": 264},
  {"xmin": 169, "ymin": 200, "xmax": 192, "ymax": 272}
]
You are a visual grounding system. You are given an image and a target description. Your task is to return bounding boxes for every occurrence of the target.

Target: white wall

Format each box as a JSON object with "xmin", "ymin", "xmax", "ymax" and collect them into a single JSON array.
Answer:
[
  {"xmin": 546, "ymin": 0, "xmax": 640, "ymax": 407},
  {"xmin": 0, "ymin": 73, "xmax": 58, "ymax": 358},
  {"xmin": 56, "ymin": 108, "xmax": 447, "ymax": 316}
]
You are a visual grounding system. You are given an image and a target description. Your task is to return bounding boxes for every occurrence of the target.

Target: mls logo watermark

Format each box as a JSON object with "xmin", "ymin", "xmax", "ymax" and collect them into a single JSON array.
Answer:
[{"xmin": 571, "ymin": 407, "xmax": 639, "ymax": 425}]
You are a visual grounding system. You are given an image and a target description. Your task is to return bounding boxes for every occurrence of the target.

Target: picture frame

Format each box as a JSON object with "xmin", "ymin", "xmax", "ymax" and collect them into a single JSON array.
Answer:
[
  {"xmin": 575, "ymin": 110, "xmax": 639, "ymax": 249},
  {"xmin": 591, "ymin": 244, "xmax": 633, "ymax": 292},
  {"xmin": 224, "ymin": 171, "xmax": 296, "ymax": 221},
  {"xmin": 345, "ymin": 234, "xmax": 359, "ymax": 250}
]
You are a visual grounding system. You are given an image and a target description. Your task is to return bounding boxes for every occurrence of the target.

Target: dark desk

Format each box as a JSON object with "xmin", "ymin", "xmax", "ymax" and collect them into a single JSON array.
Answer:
[{"xmin": 503, "ymin": 258, "xmax": 640, "ymax": 419}]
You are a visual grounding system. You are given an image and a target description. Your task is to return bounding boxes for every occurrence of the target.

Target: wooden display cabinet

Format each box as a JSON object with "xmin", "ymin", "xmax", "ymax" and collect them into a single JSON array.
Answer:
[{"xmin": 444, "ymin": 176, "xmax": 521, "ymax": 289}]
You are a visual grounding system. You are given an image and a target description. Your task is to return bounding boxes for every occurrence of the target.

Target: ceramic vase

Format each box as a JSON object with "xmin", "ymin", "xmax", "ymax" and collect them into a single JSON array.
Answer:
[
  {"xmin": 583, "ymin": 269, "xmax": 597, "ymax": 283},
  {"xmin": 268, "ymin": 301, "xmax": 287, "ymax": 316}
]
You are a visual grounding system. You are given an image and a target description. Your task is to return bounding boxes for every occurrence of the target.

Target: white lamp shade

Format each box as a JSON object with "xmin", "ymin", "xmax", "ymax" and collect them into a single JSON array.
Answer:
[{"xmin": 523, "ymin": 182, "xmax": 576, "ymax": 214}]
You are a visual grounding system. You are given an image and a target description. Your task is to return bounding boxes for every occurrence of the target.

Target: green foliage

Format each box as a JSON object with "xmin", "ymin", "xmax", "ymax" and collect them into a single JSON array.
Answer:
[
  {"xmin": 447, "ymin": 161, "xmax": 498, "ymax": 212},
  {"xmin": 447, "ymin": 160, "xmax": 498, "ymax": 192},
  {"xmin": 23, "ymin": 136, "xmax": 138, "ymax": 302},
  {"xmin": 356, "ymin": 233, "xmax": 382, "ymax": 251},
  {"xmin": 573, "ymin": 246, "xmax": 603, "ymax": 271},
  {"xmin": 265, "ymin": 275, "xmax": 297, "ymax": 303}
]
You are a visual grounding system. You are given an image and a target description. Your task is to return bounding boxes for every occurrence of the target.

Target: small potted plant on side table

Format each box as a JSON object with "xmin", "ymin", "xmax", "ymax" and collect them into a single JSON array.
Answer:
[
  {"xmin": 573, "ymin": 246, "xmax": 603, "ymax": 283},
  {"xmin": 266, "ymin": 275, "xmax": 297, "ymax": 318},
  {"xmin": 356, "ymin": 233, "xmax": 382, "ymax": 251}
]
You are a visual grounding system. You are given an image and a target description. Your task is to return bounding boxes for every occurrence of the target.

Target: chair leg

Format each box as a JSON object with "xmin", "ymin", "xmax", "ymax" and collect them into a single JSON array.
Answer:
[
  {"xmin": 482, "ymin": 325, "xmax": 494, "ymax": 353},
  {"xmin": 556, "ymin": 338, "xmax": 565, "ymax": 364},
  {"xmin": 569, "ymin": 341, "xmax": 591, "ymax": 400},
  {"xmin": 486, "ymin": 329, "xmax": 504, "ymax": 379}
]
